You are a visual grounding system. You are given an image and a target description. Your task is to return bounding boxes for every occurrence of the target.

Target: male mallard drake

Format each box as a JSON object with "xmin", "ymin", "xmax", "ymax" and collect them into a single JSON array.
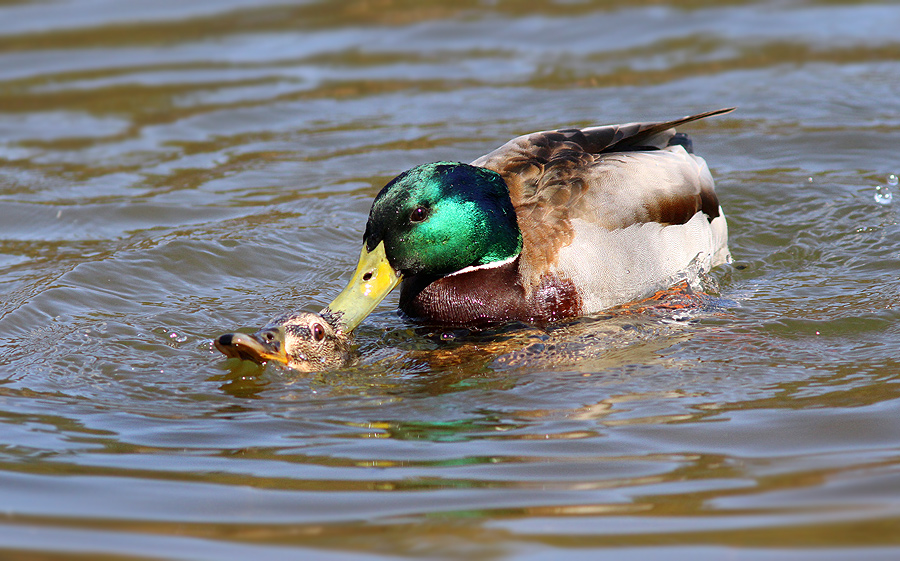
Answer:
[{"xmin": 323, "ymin": 108, "xmax": 733, "ymax": 331}]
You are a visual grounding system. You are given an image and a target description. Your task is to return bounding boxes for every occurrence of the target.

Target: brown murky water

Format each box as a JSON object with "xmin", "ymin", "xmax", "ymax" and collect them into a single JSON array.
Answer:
[{"xmin": 1, "ymin": 1, "xmax": 900, "ymax": 559}]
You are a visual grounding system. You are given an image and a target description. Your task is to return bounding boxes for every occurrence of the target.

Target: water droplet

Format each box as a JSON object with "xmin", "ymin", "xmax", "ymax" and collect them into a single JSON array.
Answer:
[
  {"xmin": 888, "ymin": 174, "xmax": 899, "ymax": 187},
  {"xmin": 165, "ymin": 329, "xmax": 188, "ymax": 343},
  {"xmin": 874, "ymin": 185, "xmax": 893, "ymax": 205}
]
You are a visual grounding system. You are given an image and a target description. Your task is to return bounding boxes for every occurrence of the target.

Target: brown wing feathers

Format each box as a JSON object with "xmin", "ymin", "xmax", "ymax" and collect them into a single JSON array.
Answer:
[{"xmin": 477, "ymin": 108, "xmax": 733, "ymax": 284}]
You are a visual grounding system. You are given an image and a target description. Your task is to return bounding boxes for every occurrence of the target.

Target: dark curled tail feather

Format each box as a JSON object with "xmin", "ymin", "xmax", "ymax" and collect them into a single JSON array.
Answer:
[{"xmin": 667, "ymin": 132, "xmax": 693, "ymax": 153}]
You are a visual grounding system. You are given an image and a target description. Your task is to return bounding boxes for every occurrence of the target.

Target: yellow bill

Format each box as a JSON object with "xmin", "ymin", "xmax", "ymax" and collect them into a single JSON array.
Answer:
[{"xmin": 322, "ymin": 241, "xmax": 401, "ymax": 332}]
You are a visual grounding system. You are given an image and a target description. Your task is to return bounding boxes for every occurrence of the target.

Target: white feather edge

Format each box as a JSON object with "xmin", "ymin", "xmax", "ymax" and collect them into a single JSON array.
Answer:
[{"xmin": 445, "ymin": 253, "xmax": 519, "ymax": 277}]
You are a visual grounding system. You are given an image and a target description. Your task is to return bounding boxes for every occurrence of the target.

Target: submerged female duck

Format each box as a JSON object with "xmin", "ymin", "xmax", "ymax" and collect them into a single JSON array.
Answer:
[
  {"xmin": 322, "ymin": 108, "xmax": 733, "ymax": 333},
  {"xmin": 215, "ymin": 312, "xmax": 352, "ymax": 371}
]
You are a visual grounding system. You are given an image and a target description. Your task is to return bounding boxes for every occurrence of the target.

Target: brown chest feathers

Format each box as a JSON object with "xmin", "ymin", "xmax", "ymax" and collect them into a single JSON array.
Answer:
[{"xmin": 398, "ymin": 257, "xmax": 583, "ymax": 327}]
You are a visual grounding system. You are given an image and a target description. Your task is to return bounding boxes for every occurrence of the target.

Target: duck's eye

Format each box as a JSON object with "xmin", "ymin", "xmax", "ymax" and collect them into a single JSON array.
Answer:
[
  {"xmin": 312, "ymin": 323, "xmax": 325, "ymax": 342},
  {"xmin": 409, "ymin": 206, "xmax": 429, "ymax": 223}
]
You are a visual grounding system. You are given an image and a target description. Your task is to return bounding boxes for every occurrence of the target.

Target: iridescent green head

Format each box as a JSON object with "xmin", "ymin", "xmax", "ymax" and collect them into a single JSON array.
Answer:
[
  {"xmin": 364, "ymin": 162, "xmax": 522, "ymax": 276},
  {"xmin": 323, "ymin": 162, "xmax": 522, "ymax": 332}
]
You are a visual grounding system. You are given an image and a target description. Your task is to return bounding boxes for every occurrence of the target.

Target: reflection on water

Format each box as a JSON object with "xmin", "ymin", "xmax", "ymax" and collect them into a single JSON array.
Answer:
[{"xmin": 1, "ymin": 0, "xmax": 900, "ymax": 559}]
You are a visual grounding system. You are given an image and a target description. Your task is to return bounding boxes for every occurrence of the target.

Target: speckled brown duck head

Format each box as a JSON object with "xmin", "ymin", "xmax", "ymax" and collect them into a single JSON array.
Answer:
[{"xmin": 215, "ymin": 312, "xmax": 353, "ymax": 371}]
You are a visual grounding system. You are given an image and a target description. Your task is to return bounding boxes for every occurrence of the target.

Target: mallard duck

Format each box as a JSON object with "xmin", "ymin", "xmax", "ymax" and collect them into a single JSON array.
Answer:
[
  {"xmin": 215, "ymin": 312, "xmax": 353, "ymax": 370},
  {"xmin": 320, "ymin": 108, "xmax": 733, "ymax": 332}
]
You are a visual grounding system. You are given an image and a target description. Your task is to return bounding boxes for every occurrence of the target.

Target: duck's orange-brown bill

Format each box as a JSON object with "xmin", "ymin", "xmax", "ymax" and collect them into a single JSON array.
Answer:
[{"xmin": 214, "ymin": 327, "xmax": 287, "ymax": 365}]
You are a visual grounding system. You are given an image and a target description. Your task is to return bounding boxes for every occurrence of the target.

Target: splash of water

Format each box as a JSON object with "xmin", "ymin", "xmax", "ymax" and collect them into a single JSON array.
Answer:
[{"xmin": 874, "ymin": 184, "xmax": 893, "ymax": 205}]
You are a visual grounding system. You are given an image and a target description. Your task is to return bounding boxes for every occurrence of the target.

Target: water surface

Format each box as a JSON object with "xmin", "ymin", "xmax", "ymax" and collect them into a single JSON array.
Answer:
[{"xmin": 1, "ymin": 1, "xmax": 900, "ymax": 559}]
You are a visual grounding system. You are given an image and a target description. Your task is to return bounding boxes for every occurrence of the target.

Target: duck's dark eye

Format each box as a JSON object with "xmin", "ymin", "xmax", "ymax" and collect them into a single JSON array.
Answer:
[
  {"xmin": 409, "ymin": 206, "xmax": 428, "ymax": 223},
  {"xmin": 312, "ymin": 323, "xmax": 325, "ymax": 342}
]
